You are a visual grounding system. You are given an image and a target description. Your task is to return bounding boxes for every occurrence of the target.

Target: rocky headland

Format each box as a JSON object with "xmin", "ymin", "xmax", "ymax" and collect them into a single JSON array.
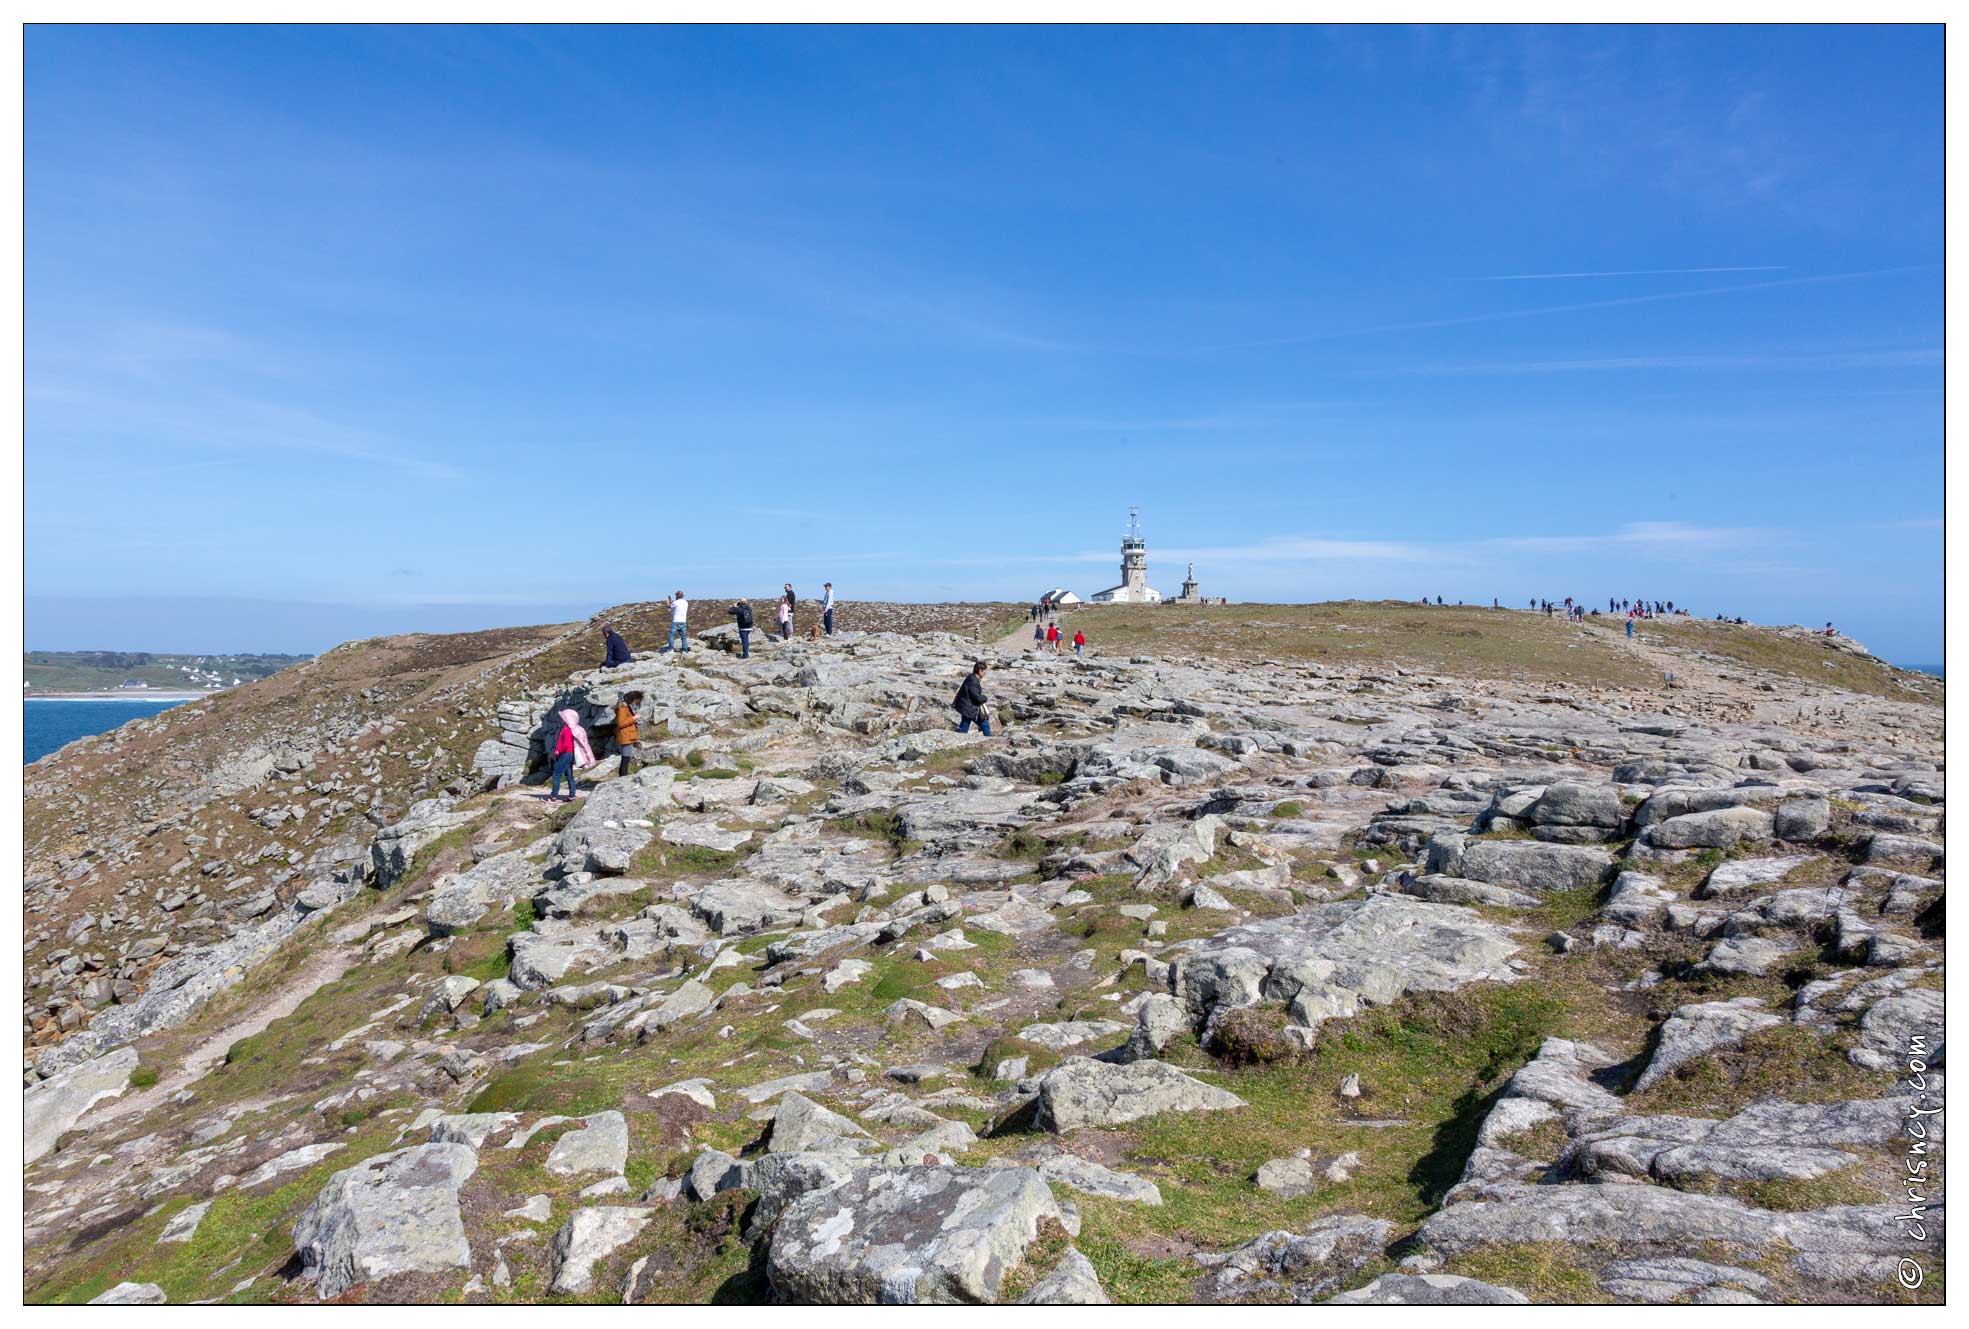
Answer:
[{"xmin": 21, "ymin": 600, "xmax": 1944, "ymax": 1304}]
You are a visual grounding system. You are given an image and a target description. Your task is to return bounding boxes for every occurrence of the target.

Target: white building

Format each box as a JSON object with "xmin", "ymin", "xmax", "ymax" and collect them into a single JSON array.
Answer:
[
  {"xmin": 1088, "ymin": 507, "xmax": 1162, "ymax": 603},
  {"xmin": 1037, "ymin": 587, "xmax": 1081, "ymax": 607}
]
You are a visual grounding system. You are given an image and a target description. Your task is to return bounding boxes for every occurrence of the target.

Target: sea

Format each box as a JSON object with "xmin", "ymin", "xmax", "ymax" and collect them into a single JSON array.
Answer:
[{"xmin": 23, "ymin": 697, "xmax": 191, "ymax": 764}]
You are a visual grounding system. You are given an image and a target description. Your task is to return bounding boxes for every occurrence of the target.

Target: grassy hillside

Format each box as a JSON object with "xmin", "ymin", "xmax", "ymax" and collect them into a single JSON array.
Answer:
[
  {"xmin": 1057, "ymin": 601, "xmax": 1651, "ymax": 686},
  {"xmin": 1058, "ymin": 601, "xmax": 1941, "ymax": 703},
  {"xmin": 1643, "ymin": 618, "xmax": 1941, "ymax": 703}
]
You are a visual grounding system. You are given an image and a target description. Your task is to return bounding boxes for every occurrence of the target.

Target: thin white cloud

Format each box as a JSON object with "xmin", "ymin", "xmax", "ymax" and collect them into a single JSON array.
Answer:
[
  {"xmin": 1487, "ymin": 521, "xmax": 1772, "ymax": 553},
  {"xmin": 1380, "ymin": 347, "xmax": 1941, "ymax": 377},
  {"xmin": 1473, "ymin": 266, "xmax": 1788, "ymax": 281},
  {"xmin": 1184, "ymin": 266, "xmax": 1937, "ymax": 353}
]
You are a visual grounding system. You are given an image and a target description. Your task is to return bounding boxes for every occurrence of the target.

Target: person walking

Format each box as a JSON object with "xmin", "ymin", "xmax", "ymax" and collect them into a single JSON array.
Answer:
[
  {"xmin": 1072, "ymin": 628, "xmax": 1085, "ymax": 657},
  {"xmin": 777, "ymin": 597, "xmax": 793, "ymax": 640},
  {"xmin": 821, "ymin": 582, "xmax": 836, "ymax": 635},
  {"xmin": 614, "ymin": 691, "xmax": 644, "ymax": 776},
  {"xmin": 1625, "ymin": 618, "xmax": 1634, "ymax": 640},
  {"xmin": 953, "ymin": 660, "xmax": 992, "ymax": 736},
  {"xmin": 667, "ymin": 592, "xmax": 690, "ymax": 653},
  {"xmin": 549, "ymin": 707, "xmax": 595, "ymax": 802},
  {"xmin": 601, "ymin": 625, "xmax": 632, "ymax": 669},
  {"xmin": 1032, "ymin": 619, "xmax": 1045, "ymax": 649},
  {"xmin": 1046, "ymin": 621, "xmax": 1061, "ymax": 653}
]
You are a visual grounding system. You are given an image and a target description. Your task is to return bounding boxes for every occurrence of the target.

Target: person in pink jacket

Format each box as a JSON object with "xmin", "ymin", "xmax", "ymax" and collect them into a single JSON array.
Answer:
[{"xmin": 548, "ymin": 708, "xmax": 595, "ymax": 802}]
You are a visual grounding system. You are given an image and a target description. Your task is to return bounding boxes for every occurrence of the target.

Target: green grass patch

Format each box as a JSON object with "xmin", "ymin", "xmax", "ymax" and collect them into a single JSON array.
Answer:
[
  {"xmin": 826, "ymin": 811, "xmax": 921, "ymax": 859},
  {"xmin": 1442, "ymin": 1241, "xmax": 1612, "ymax": 1303}
]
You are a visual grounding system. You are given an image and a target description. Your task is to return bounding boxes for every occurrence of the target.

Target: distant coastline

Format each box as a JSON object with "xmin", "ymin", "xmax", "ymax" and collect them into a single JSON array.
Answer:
[{"xmin": 25, "ymin": 690, "xmax": 216, "ymax": 702}]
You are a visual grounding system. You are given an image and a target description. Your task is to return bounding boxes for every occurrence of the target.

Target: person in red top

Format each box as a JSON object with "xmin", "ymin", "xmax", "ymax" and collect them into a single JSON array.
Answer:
[
  {"xmin": 1046, "ymin": 622, "xmax": 1061, "ymax": 653},
  {"xmin": 1072, "ymin": 629, "xmax": 1085, "ymax": 657}
]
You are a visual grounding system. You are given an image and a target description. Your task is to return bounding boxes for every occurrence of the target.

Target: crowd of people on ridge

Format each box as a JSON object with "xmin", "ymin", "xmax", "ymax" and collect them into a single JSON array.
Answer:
[
  {"xmin": 1418, "ymin": 593, "xmax": 1773, "ymax": 630},
  {"xmin": 565, "ymin": 581, "xmax": 1029, "ymax": 801}
]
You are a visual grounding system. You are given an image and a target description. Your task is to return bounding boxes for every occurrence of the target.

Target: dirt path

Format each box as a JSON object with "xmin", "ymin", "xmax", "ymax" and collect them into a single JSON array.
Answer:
[
  {"xmin": 996, "ymin": 616, "xmax": 1080, "ymax": 655},
  {"xmin": 81, "ymin": 944, "xmax": 360, "ymax": 1131}
]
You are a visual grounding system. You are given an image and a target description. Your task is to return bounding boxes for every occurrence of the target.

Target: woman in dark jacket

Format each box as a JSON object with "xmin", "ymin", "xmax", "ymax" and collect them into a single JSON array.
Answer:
[{"xmin": 953, "ymin": 661, "xmax": 991, "ymax": 736}]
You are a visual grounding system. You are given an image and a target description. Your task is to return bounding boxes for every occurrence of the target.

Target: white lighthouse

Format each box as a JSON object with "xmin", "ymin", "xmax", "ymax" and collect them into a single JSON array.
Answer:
[{"xmin": 1089, "ymin": 507, "xmax": 1162, "ymax": 604}]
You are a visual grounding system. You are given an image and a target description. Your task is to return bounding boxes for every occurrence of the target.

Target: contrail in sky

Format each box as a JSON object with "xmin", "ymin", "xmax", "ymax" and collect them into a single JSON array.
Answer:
[{"xmin": 1474, "ymin": 265, "xmax": 1788, "ymax": 281}]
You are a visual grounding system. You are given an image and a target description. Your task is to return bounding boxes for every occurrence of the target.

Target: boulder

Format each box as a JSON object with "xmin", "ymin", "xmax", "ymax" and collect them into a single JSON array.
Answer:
[
  {"xmin": 89, "ymin": 1283, "xmax": 168, "ymax": 1304},
  {"xmin": 1632, "ymin": 998, "xmax": 1783, "ymax": 1092},
  {"xmin": 1457, "ymin": 841, "xmax": 1613, "ymax": 895},
  {"xmin": 1527, "ymin": 781, "xmax": 1624, "ymax": 829},
  {"xmin": 428, "ymin": 1113, "xmax": 520, "ymax": 1148},
  {"xmin": 1646, "ymin": 807, "xmax": 1774, "ymax": 850},
  {"xmin": 767, "ymin": 1091, "xmax": 872, "ymax": 1155},
  {"xmin": 1774, "ymin": 797, "xmax": 1831, "ymax": 842},
  {"xmin": 1564, "ymin": 1096, "xmax": 1913, "ymax": 1186},
  {"xmin": 1415, "ymin": 1178, "xmax": 1934, "ymax": 1290},
  {"xmin": 1172, "ymin": 895, "xmax": 1520, "ymax": 1040},
  {"xmin": 1035, "ymin": 1057, "xmax": 1247, "ymax": 1132},
  {"xmin": 767, "ymin": 1165, "xmax": 1065, "ymax": 1303},
  {"xmin": 554, "ymin": 769, "xmax": 675, "ymax": 876},
  {"xmin": 1694, "ymin": 936, "xmax": 1791, "ymax": 978},
  {"xmin": 1327, "ymin": 1273, "xmax": 1528, "ymax": 1305},
  {"xmin": 292, "ymin": 1143, "xmax": 479, "ymax": 1300},
  {"xmin": 1696, "ymin": 855, "xmax": 1818, "ymax": 898},
  {"xmin": 545, "ymin": 1111, "xmax": 630, "ymax": 1177},
  {"xmin": 1034, "ymin": 1153, "xmax": 1162, "ymax": 1205},
  {"xmin": 1195, "ymin": 1215, "xmax": 1394, "ymax": 1303},
  {"xmin": 24, "ymin": 1045, "xmax": 139, "ymax": 1163},
  {"xmin": 1016, "ymin": 1020, "xmax": 1131, "ymax": 1052},
  {"xmin": 425, "ymin": 849, "xmax": 539, "ymax": 934},
  {"xmin": 157, "ymin": 1199, "xmax": 212, "ymax": 1244},
  {"xmin": 549, "ymin": 1207, "xmax": 654, "ymax": 1295},
  {"xmin": 745, "ymin": 1150, "xmax": 864, "ymax": 1235},
  {"xmin": 1016, "ymin": 1248, "xmax": 1109, "ymax": 1304},
  {"xmin": 1127, "ymin": 815, "xmax": 1223, "ymax": 887}
]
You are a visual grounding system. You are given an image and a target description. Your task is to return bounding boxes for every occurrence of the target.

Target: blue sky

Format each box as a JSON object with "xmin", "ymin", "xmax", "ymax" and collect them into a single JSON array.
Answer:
[{"xmin": 25, "ymin": 25, "xmax": 1943, "ymax": 661}]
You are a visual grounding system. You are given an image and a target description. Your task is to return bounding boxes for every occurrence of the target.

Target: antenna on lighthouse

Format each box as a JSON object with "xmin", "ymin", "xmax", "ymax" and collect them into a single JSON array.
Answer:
[{"xmin": 1127, "ymin": 506, "xmax": 1141, "ymax": 541}]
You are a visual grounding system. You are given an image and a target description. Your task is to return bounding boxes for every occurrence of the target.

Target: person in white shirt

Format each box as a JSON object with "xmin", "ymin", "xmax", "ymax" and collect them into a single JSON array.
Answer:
[
  {"xmin": 668, "ymin": 591, "xmax": 690, "ymax": 653},
  {"xmin": 821, "ymin": 582, "xmax": 836, "ymax": 635}
]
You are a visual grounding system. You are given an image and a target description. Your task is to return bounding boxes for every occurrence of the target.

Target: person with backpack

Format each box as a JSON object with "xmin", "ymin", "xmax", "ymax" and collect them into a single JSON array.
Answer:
[
  {"xmin": 548, "ymin": 707, "xmax": 595, "ymax": 802},
  {"xmin": 614, "ymin": 691, "xmax": 644, "ymax": 776},
  {"xmin": 953, "ymin": 660, "xmax": 991, "ymax": 735},
  {"xmin": 667, "ymin": 591, "xmax": 690, "ymax": 653},
  {"xmin": 821, "ymin": 582, "xmax": 836, "ymax": 635},
  {"xmin": 727, "ymin": 600, "xmax": 754, "ymax": 657},
  {"xmin": 601, "ymin": 626, "xmax": 632, "ymax": 669},
  {"xmin": 1072, "ymin": 628, "xmax": 1086, "ymax": 657}
]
